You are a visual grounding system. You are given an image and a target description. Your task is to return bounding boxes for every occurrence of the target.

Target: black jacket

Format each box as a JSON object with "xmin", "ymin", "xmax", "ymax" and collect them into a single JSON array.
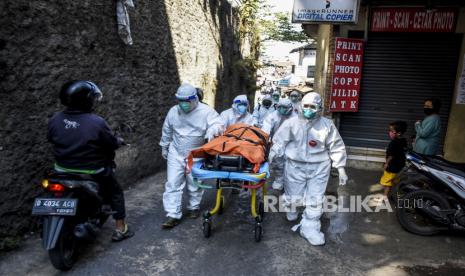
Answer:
[{"xmin": 47, "ymin": 110, "xmax": 121, "ymax": 170}]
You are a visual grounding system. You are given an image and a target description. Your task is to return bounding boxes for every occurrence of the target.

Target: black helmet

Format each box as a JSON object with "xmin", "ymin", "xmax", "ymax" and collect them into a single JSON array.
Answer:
[{"xmin": 60, "ymin": 80, "xmax": 103, "ymax": 111}]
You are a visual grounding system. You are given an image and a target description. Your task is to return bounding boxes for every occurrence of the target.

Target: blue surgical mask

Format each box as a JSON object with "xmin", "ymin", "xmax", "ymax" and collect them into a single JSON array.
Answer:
[
  {"xmin": 303, "ymin": 109, "xmax": 316, "ymax": 119},
  {"xmin": 278, "ymin": 106, "xmax": 289, "ymax": 116},
  {"xmin": 237, "ymin": 104, "xmax": 247, "ymax": 114},
  {"xmin": 179, "ymin": 101, "xmax": 192, "ymax": 113}
]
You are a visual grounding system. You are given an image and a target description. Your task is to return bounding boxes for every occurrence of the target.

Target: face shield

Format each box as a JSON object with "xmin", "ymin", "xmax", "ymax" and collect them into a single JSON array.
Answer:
[
  {"xmin": 232, "ymin": 95, "xmax": 249, "ymax": 114},
  {"xmin": 176, "ymin": 83, "xmax": 199, "ymax": 113}
]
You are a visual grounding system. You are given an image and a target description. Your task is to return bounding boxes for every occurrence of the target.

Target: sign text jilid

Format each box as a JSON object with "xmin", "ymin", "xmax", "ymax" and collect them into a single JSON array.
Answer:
[
  {"xmin": 330, "ymin": 38, "xmax": 364, "ymax": 112},
  {"xmin": 292, "ymin": 0, "xmax": 359, "ymax": 23},
  {"xmin": 371, "ymin": 7, "xmax": 457, "ymax": 32}
]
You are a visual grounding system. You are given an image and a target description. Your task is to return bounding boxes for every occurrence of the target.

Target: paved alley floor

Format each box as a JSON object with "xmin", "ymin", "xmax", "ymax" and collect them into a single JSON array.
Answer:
[{"xmin": 1, "ymin": 168, "xmax": 465, "ymax": 276}]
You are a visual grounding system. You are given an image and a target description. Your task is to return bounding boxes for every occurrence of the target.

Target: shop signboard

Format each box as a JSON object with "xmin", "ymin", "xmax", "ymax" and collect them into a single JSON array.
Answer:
[
  {"xmin": 278, "ymin": 79, "xmax": 290, "ymax": 87},
  {"xmin": 292, "ymin": 0, "xmax": 360, "ymax": 24},
  {"xmin": 371, "ymin": 7, "xmax": 458, "ymax": 32},
  {"xmin": 330, "ymin": 37, "xmax": 364, "ymax": 112}
]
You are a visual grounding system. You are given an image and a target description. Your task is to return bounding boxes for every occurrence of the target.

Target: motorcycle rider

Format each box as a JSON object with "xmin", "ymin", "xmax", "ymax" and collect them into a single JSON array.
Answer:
[
  {"xmin": 269, "ymin": 92, "xmax": 348, "ymax": 246},
  {"xmin": 220, "ymin": 94, "xmax": 254, "ymax": 129},
  {"xmin": 160, "ymin": 83, "xmax": 224, "ymax": 228},
  {"xmin": 47, "ymin": 80, "xmax": 133, "ymax": 242}
]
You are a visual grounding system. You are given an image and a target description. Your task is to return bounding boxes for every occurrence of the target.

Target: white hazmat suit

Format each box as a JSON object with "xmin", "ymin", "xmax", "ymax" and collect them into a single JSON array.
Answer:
[
  {"xmin": 220, "ymin": 94, "xmax": 254, "ymax": 128},
  {"xmin": 289, "ymin": 90, "xmax": 302, "ymax": 115},
  {"xmin": 262, "ymin": 98, "xmax": 297, "ymax": 190},
  {"xmin": 160, "ymin": 83, "xmax": 224, "ymax": 219},
  {"xmin": 269, "ymin": 92, "xmax": 348, "ymax": 245},
  {"xmin": 252, "ymin": 94, "xmax": 275, "ymax": 128},
  {"xmin": 271, "ymin": 90, "xmax": 281, "ymax": 106}
]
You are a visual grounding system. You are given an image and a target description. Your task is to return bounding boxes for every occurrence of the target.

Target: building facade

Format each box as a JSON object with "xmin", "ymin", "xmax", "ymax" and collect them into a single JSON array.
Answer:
[{"xmin": 301, "ymin": 0, "xmax": 465, "ymax": 163}]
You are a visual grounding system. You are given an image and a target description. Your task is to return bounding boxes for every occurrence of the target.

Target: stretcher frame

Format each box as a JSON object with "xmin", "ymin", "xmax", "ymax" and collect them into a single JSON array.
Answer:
[{"xmin": 191, "ymin": 161, "xmax": 270, "ymax": 242}]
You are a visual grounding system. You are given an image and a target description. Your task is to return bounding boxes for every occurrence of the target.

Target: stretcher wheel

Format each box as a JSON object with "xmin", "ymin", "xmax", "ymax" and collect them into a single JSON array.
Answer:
[
  {"xmin": 218, "ymin": 196, "xmax": 225, "ymax": 215},
  {"xmin": 258, "ymin": 200, "xmax": 264, "ymax": 218},
  {"xmin": 254, "ymin": 223, "xmax": 263, "ymax": 242},
  {"xmin": 203, "ymin": 220, "xmax": 212, "ymax": 238}
]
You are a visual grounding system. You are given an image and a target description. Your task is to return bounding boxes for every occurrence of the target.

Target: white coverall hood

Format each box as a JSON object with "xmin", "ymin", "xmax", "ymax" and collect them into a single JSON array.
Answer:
[
  {"xmin": 300, "ymin": 92, "xmax": 322, "ymax": 120},
  {"xmin": 231, "ymin": 94, "xmax": 249, "ymax": 113},
  {"xmin": 159, "ymin": 102, "xmax": 224, "ymax": 219},
  {"xmin": 176, "ymin": 83, "xmax": 199, "ymax": 113},
  {"xmin": 252, "ymin": 94, "xmax": 275, "ymax": 128}
]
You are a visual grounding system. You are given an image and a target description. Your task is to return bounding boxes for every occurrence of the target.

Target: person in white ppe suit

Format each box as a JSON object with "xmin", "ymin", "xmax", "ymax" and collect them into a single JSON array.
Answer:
[
  {"xmin": 220, "ymin": 94, "xmax": 254, "ymax": 128},
  {"xmin": 252, "ymin": 94, "xmax": 275, "ymax": 128},
  {"xmin": 269, "ymin": 92, "xmax": 348, "ymax": 245},
  {"xmin": 289, "ymin": 90, "xmax": 302, "ymax": 115},
  {"xmin": 159, "ymin": 83, "xmax": 224, "ymax": 229},
  {"xmin": 271, "ymin": 90, "xmax": 281, "ymax": 107},
  {"xmin": 262, "ymin": 98, "xmax": 297, "ymax": 190}
]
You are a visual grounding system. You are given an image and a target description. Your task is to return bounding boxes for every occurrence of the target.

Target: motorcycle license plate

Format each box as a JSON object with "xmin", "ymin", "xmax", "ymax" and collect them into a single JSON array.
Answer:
[{"xmin": 32, "ymin": 198, "xmax": 78, "ymax": 216}]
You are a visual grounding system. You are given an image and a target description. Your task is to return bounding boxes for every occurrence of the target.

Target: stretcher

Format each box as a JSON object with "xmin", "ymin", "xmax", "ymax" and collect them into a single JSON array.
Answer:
[{"xmin": 191, "ymin": 159, "xmax": 270, "ymax": 242}]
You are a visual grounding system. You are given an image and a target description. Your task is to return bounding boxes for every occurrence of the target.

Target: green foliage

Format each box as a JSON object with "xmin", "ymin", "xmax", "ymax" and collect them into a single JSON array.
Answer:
[
  {"xmin": 234, "ymin": 57, "xmax": 260, "ymax": 92},
  {"xmin": 260, "ymin": 12, "xmax": 308, "ymax": 42}
]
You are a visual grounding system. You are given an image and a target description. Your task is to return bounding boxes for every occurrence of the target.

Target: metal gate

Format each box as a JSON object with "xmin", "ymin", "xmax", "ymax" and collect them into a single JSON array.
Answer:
[{"xmin": 339, "ymin": 32, "xmax": 462, "ymax": 151}]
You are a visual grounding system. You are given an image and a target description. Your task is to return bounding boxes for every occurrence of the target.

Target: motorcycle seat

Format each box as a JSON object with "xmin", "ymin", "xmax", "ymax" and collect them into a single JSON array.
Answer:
[
  {"xmin": 429, "ymin": 156, "xmax": 465, "ymax": 173},
  {"xmin": 47, "ymin": 169, "xmax": 96, "ymax": 181}
]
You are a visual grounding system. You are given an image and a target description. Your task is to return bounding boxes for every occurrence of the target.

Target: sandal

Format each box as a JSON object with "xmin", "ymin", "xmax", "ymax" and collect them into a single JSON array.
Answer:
[{"xmin": 111, "ymin": 224, "xmax": 134, "ymax": 242}]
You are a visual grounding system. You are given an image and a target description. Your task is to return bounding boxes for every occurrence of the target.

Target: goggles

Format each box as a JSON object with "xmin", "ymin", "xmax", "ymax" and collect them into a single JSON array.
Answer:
[
  {"xmin": 302, "ymin": 104, "xmax": 319, "ymax": 111},
  {"xmin": 234, "ymin": 99, "xmax": 248, "ymax": 105},
  {"xmin": 176, "ymin": 94, "xmax": 197, "ymax": 101}
]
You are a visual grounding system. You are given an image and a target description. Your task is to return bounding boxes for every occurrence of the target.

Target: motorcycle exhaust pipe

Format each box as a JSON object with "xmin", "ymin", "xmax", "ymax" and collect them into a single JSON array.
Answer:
[
  {"xmin": 421, "ymin": 206, "xmax": 450, "ymax": 225},
  {"xmin": 74, "ymin": 223, "xmax": 98, "ymax": 240}
]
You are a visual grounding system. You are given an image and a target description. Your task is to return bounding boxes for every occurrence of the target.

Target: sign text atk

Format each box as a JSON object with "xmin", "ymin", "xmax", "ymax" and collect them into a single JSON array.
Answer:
[{"xmin": 330, "ymin": 38, "xmax": 364, "ymax": 112}]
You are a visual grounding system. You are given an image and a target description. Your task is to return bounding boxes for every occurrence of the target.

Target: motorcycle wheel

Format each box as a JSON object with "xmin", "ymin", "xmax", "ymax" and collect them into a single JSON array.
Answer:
[
  {"xmin": 396, "ymin": 189, "xmax": 451, "ymax": 236},
  {"xmin": 390, "ymin": 177, "xmax": 431, "ymax": 204},
  {"xmin": 48, "ymin": 222, "xmax": 78, "ymax": 271}
]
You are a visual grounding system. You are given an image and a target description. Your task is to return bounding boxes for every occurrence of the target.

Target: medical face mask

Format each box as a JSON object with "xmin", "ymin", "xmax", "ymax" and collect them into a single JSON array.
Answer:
[
  {"xmin": 237, "ymin": 104, "xmax": 247, "ymax": 114},
  {"xmin": 424, "ymin": 108, "xmax": 434, "ymax": 115},
  {"xmin": 262, "ymin": 100, "xmax": 272, "ymax": 108},
  {"xmin": 303, "ymin": 109, "xmax": 317, "ymax": 119},
  {"xmin": 179, "ymin": 101, "xmax": 192, "ymax": 113},
  {"xmin": 278, "ymin": 106, "xmax": 289, "ymax": 116},
  {"xmin": 290, "ymin": 95, "xmax": 299, "ymax": 103}
]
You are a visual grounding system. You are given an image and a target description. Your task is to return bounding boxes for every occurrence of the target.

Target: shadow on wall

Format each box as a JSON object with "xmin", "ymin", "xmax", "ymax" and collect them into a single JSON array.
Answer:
[
  {"xmin": 207, "ymin": 0, "xmax": 245, "ymax": 112},
  {"xmin": 0, "ymin": 0, "xmax": 180, "ymax": 249}
]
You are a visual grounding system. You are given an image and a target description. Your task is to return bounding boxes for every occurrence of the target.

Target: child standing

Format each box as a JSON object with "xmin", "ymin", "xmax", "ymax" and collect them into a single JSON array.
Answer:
[{"xmin": 379, "ymin": 121, "xmax": 408, "ymax": 199}]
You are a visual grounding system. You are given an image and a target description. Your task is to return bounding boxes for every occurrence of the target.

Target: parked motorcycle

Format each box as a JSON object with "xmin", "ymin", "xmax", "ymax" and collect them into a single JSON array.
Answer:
[
  {"xmin": 394, "ymin": 150, "xmax": 465, "ymax": 235},
  {"xmin": 31, "ymin": 169, "xmax": 113, "ymax": 270}
]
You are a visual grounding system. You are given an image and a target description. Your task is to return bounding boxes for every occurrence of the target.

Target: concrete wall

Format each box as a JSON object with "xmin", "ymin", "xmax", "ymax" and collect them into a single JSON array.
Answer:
[
  {"xmin": 0, "ymin": 0, "xmax": 242, "ymax": 248},
  {"xmin": 289, "ymin": 50, "xmax": 316, "ymax": 82}
]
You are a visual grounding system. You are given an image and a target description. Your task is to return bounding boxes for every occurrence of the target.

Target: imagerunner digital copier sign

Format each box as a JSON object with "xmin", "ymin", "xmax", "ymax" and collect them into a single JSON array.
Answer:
[{"xmin": 292, "ymin": 0, "xmax": 360, "ymax": 24}]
